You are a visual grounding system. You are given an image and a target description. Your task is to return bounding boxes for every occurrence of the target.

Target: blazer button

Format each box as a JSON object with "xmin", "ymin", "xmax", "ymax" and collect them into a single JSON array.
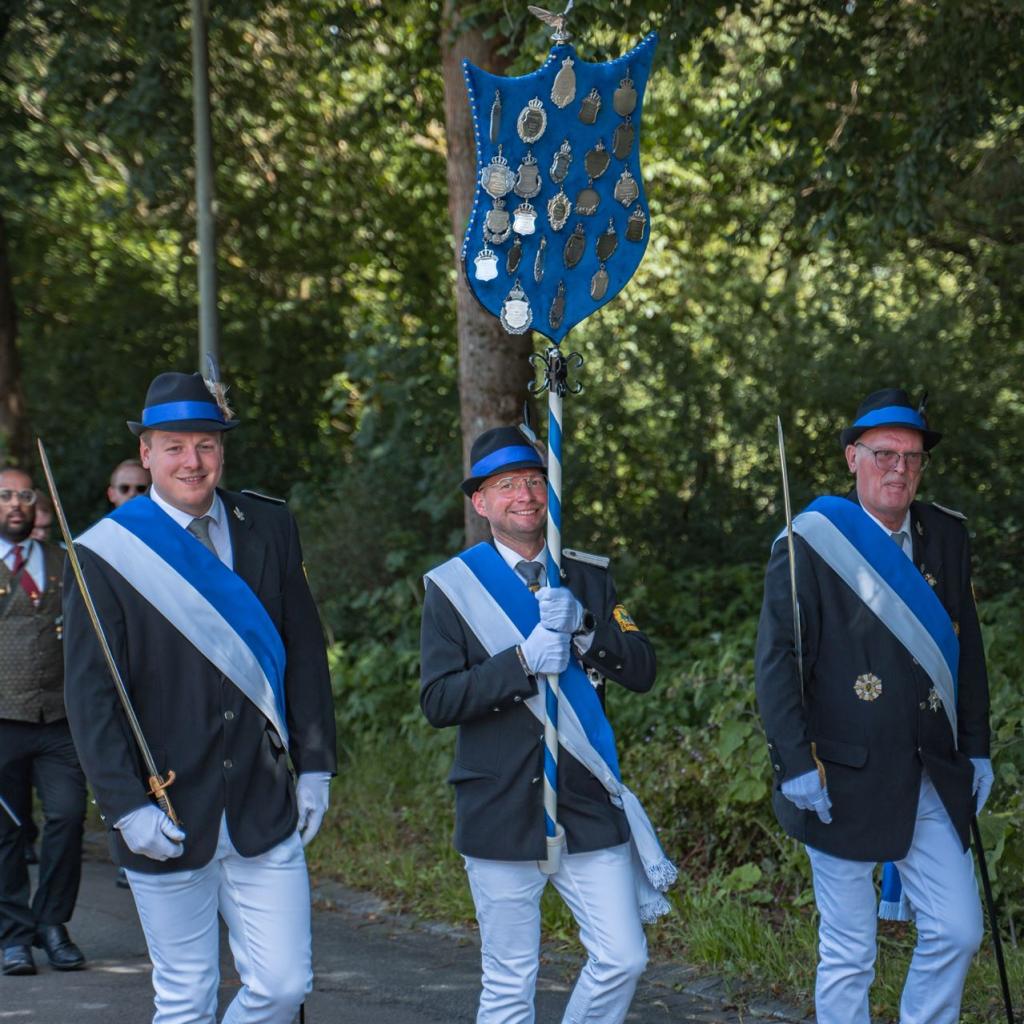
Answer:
[
  {"xmin": 223, "ymin": 710, "xmax": 235, "ymax": 721},
  {"xmin": 531, "ymin": 776, "xmax": 540, "ymax": 784},
  {"xmin": 513, "ymin": 695, "xmax": 522, "ymax": 703},
  {"xmin": 223, "ymin": 759, "xmax": 233, "ymax": 769},
  {"xmin": 614, "ymin": 663, "xmax": 623, "ymax": 671},
  {"xmin": 919, "ymin": 701, "xmax": 927, "ymax": 710},
  {"xmin": 492, "ymin": 706, "xmax": 501, "ymax": 713},
  {"xmin": 597, "ymin": 649, "xmax": 607, "ymax": 658},
  {"xmin": 773, "ymin": 763, "xmax": 782, "ymax": 772}
]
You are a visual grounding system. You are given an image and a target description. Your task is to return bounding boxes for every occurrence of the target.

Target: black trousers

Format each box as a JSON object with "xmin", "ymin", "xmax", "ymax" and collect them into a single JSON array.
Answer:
[{"xmin": 0, "ymin": 718, "xmax": 86, "ymax": 945}]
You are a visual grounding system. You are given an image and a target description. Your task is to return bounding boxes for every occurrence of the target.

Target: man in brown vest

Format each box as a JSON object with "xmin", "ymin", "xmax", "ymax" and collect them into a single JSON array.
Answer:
[{"xmin": 0, "ymin": 467, "xmax": 86, "ymax": 976}]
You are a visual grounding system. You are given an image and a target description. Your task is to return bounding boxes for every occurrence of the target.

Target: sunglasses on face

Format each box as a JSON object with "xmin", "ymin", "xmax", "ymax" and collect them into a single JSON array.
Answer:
[{"xmin": 115, "ymin": 483, "xmax": 149, "ymax": 495}]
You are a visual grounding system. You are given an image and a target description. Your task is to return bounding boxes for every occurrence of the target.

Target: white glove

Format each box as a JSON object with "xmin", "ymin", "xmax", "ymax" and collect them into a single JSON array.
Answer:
[
  {"xmin": 115, "ymin": 804, "xmax": 186, "ymax": 861},
  {"xmin": 296, "ymin": 772, "xmax": 331, "ymax": 846},
  {"xmin": 519, "ymin": 623, "xmax": 570, "ymax": 676},
  {"xmin": 535, "ymin": 586, "xmax": 584, "ymax": 634},
  {"xmin": 781, "ymin": 767, "xmax": 832, "ymax": 824},
  {"xmin": 970, "ymin": 757, "xmax": 994, "ymax": 815}
]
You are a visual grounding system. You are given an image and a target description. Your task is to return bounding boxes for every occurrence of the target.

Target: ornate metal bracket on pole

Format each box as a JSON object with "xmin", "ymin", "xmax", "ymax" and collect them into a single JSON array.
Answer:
[{"xmin": 528, "ymin": 346, "xmax": 582, "ymax": 874}]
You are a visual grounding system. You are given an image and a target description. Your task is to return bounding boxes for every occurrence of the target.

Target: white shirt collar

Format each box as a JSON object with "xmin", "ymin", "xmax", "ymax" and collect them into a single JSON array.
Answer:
[
  {"xmin": 493, "ymin": 538, "xmax": 548, "ymax": 575},
  {"xmin": 149, "ymin": 487, "xmax": 224, "ymax": 530},
  {"xmin": 0, "ymin": 536, "xmax": 32, "ymax": 561}
]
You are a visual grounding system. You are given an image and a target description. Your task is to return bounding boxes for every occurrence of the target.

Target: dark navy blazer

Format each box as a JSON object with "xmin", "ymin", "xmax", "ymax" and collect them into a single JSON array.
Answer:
[
  {"xmin": 755, "ymin": 497, "xmax": 990, "ymax": 862},
  {"xmin": 420, "ymin": 548, "xmax": 656, "ymax": 860},
  {"xmin": 63, "ymin": 489, "xmax": 337, "ymax": 873}
]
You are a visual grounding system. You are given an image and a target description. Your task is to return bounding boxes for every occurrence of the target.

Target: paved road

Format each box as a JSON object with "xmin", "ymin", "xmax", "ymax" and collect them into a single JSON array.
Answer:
[{"xmin": 0, "ymin": 846, "xmax": 807, "ymax": 1023}]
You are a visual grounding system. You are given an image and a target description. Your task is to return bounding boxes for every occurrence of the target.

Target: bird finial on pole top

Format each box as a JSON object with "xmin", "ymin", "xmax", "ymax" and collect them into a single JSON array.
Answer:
[{"xmin": 528, "ymin": 0, "xmax": 574, "ymax": 44}]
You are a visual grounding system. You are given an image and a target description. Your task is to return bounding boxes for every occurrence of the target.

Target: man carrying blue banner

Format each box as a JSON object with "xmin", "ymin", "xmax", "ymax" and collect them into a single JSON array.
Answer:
[
  {"xmin": 420, "ymin": 425, "xmax": 670, "ymax": 1024},
  {"xmin": 755, "ymin": 388, "xmax": 994, "ymax": 1024},
  {"xmin": 63, "ymin": 371, "xmax": 337, "ymax": 1024}
]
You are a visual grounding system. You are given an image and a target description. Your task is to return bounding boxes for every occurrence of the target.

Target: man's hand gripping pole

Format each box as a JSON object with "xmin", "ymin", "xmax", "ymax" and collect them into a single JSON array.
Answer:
[{"xmin": 37, "ymin": 438, "xmax": 180, "ymax": 826}]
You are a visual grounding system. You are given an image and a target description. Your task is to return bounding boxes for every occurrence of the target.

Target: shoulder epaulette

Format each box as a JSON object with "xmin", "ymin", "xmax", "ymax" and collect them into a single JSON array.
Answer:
[
  {"xmin": 931, "ymin": 501, "xmax": 967, "ymax": 521},
  {"xmin": 562, "ymin": 548, "xmax": 610, "ymax": 569},
  {"xmin": 240, "ymin": 489, "xmax": 286, "ymax": 505}
]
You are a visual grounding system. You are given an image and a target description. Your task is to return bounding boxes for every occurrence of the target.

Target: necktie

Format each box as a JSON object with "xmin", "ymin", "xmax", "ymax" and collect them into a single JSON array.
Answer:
[
  {"xmin": 9, "ymin": 544, "xmax": 40, "ymax": 602},
  {"xmin": 516, "ymin": 560, "xmax": 544, "ymax": 592},
  {"xmin": 187, "ymin": 516, "xmax": 218, "ymax": 558},
  {"xmin": 890, "ymin": 530, "xmax": 908, "ymax": 556}
]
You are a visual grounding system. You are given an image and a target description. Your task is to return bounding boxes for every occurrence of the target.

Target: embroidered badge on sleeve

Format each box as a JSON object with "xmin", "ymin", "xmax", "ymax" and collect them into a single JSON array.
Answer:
[{"xmin": 613, "ymin": 604, "xmax": 639, "ymax": 633}]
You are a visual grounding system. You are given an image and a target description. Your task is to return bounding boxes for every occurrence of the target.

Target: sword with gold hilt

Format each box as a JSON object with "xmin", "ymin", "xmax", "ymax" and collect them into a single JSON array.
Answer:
[
  {"xmin": 775, "ymin": 417, "xmax": 825, "ymax": 789},
  {"xmin": 37, "ymin": 438, "xmax": 180, "ymax": 825}
]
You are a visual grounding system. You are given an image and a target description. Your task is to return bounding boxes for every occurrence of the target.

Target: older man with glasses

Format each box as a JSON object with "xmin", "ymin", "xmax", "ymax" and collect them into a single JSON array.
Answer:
[
  {"xmin": 0, "ymin": 468, "xmax": 87, "ymax": 976},
  {"xmin": 755, "ymin": 388, "xmax": 993, "ymax": 1024},
  {"xmin": 420, "ymin": 425, "xmax": 660, "ymax": 1024}
]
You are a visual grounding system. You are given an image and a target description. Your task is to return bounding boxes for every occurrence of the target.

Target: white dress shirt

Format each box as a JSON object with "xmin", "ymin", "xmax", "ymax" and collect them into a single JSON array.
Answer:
[
  {"xmin": 0, "ymin": 536, "xmax": 46, "ymax": 594},
  {"xmin": 149, "ymin": 487, "xmax": 234, "ymax": 568}
]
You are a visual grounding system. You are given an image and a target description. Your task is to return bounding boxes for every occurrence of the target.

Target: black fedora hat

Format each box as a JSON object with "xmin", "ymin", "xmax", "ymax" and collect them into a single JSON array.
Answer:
[
  {"xmin": 840, "ymin": 387, "xmax": 941, "ymax": 451},
  {"xmin": 461, "ymin": 425, "xmax": 545, "ymax": 497},
  {"xmin": 127, "ymin": 372, "xmax": 240, "ymax": 437}
]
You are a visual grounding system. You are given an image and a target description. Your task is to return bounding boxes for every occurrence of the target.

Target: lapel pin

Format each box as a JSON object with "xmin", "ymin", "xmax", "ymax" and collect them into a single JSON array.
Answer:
[{"xmin": 233, "ymin": 506, "xmax": 245, "ymax": 522}]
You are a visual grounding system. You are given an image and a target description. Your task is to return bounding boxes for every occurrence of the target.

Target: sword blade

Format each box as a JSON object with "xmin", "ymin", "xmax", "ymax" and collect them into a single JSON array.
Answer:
[
  {"xmin": 36, "ymin": 438, "xmax": 180, "ymax": 825},
  {"xmin": 776, "ymin": 417, "xmax": 804, "ymax": 692}
]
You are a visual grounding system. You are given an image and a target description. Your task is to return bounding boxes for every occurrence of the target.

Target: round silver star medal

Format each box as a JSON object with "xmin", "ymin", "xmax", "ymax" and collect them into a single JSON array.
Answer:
[
  {"xmin": 575, "ymin": 185, "xmax": 600, "ymax": 216},
  {"xmin": 563, "ymin": 223, "xmax": 586, "ymax": 268},
  {"xmin": 547, "ymin": 189, "xmax": 572, "ymax": 231},
  {"xmin": 596, "ymin": 219, "xmax": 618, "ymax": 261},
  {"xmin": 481, "ymin": 147, "xmax": 514, "ymax": 199},
  {"xmin": 612, "ymin": 118, "xmax": 635, "ymax": 160},
  {"xmin": 484, "ymin": 198, "xmax": 511, "ymax": 244},
  {"xmin": 579, "ymin": 88, "xmax": 601, "ymax": 125},
  {"xmin": 489, "ymin": 90, "xmax": 502, "ymax": 144},
  {"xmin": 590, "ymin": 264, "xmax": 609, "ymax": 301},
  {"xmin": 549, "ymin": 280, "xmax": 566, "ymax": 331},
  {"xmin": 613, "ymin": 73, "xmax": 637, "ymax": 117},
  {"xmin": 506, "ymin": 237, "xmax": 523, "ymax": 274},
  {"xmin": 500, "ymin": 279, "xmax": 533, "ymax": 334},
  {"xmin": 550, "ymin": 139, "xmax": 572, "ymax": 183},
  {"xmin": 513, "ymin": 151, "xmax": 541, "ymax": 199},
  {"xmin": 584, "ymin": 140, "xmax": 611, "ymax": 180},
  {"xmin": 551, "ymin": 56, "xmax": 576, "ymax": 109},
  {"xmin": 513, "ymin": 201, "xmax": 537, "ymax": 236},
  {"xmin": 534, "ymin": 236, "xmax": 547, "ymax": 282},
  {"xmin": 473, "ymin": 246, "xmax": 498, "ymax": 281},
  {"xmin": 613, "ymin": 169, "xmax": 640, "ymax": 207},
  {"xmin": 626, "ymin": 205, "xmax": 647, "ymax": 242},
  {"xmin": 517, "ymin": 98, "xmax": 547, "ymax": 144}
]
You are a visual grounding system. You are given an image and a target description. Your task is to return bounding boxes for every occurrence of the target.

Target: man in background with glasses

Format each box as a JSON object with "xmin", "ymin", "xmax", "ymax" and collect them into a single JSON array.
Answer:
[
  {"xmin": 0, "ymin": 468, "xmax": 87, "ymax": 976},
  {"xmin": 420, "ymin": 425, "xmax": 660, "ymax": 1024},
  {"xmin": 106, "ymin": 458, "xmax": 150, "ymax": 508},
  {"xmin": 755, "ymin": 388, "xmax": 992, "ymax": 1024}
]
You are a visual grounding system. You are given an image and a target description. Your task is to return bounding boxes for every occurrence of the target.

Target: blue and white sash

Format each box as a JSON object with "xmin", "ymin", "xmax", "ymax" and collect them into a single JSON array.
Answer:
[
  {"xmin": 426, "ymin": 543, "xmax": 677, "ymax": 922},
  {"xmin": 783, "ymin": 496, "xmax": 960, "ymax": 921},
  {"xmin": 785, "ymin": 497, "xmax": 959, "ymax": 738},
  {"xmin": 77, "ymin": 496, "xmax": 288, "ymax": 746}
]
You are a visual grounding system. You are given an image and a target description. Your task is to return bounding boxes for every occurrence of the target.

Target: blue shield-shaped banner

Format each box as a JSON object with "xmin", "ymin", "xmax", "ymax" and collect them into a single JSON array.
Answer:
[{"xmin": 461, "ymin": 33, "xmax": 657, "ymax": 344}]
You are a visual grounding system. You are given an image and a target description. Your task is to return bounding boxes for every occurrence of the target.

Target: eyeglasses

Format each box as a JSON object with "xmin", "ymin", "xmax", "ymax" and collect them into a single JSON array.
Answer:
[
  {"xmin": 856, "ymin": 443, "xmax": 929, "ymax": 472},
  {"xmin": 115, "ymin": 483, "xmax": 149, "ymax": 495},
  {"xmin": 481, "ymin": 475, "xmax": 546, "ymax": 495},
  {"xmin": 0, "ymin": 489, "xmax": 37, "ymax": 505}
]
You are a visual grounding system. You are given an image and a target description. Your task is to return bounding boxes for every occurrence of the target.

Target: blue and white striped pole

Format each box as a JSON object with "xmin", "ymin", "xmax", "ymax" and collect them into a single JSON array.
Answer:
[{"xmin": 539, "ymin": 368, "xmax": 566, "ymax": 874}]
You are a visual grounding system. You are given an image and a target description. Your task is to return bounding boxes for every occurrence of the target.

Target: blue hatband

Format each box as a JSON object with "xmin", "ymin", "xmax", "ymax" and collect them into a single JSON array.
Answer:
[
  {"xmin": 142, "ymin": 400, "xmax": 225, "ymax": 426},
  {"xmin": 852, "ymin": 406, "xmax": 926, "ymax": 431},
  {"xmin": 470, "ymin": 444, "xmax": 543, "ymax": 479}
]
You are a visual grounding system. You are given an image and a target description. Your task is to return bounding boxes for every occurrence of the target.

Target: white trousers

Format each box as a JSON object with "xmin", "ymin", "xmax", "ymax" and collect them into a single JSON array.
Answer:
[
  {"xmin": 807, "ymin": 773, "xmax": 983, "ymax": 1024},
  {"xmin": 126, "ymin": 817, "xmax": 312, "ymax": 1024},
  {"xmin": 464, "ymin": 842, "xmax": 647, "ymax": 1024}
]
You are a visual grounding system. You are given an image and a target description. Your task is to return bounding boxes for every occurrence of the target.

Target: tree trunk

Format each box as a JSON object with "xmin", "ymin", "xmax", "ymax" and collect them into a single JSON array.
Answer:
[
  {"xmin": 0, "ymin": 212, "xmax": 29, "ymax": 466},
  {"xmin": 440, "ymin": 1, "xmax": 534, "ymax": 545}
]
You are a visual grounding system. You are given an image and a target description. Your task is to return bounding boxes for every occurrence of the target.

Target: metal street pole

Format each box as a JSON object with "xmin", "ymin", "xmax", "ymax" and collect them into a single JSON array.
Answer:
[{"xmin": 191, "ymin": 0, "xmax": 219, "ymax": 372}]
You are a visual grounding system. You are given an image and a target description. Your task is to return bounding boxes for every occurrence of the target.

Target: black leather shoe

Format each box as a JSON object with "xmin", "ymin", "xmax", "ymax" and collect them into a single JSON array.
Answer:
[
  {"xmin": 34, "ymin": 925, "xmax": 86, "ymax": 971},
  {"xmin": 1, "ymin": 944, "xmax": 36, "ymax": 975}
]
